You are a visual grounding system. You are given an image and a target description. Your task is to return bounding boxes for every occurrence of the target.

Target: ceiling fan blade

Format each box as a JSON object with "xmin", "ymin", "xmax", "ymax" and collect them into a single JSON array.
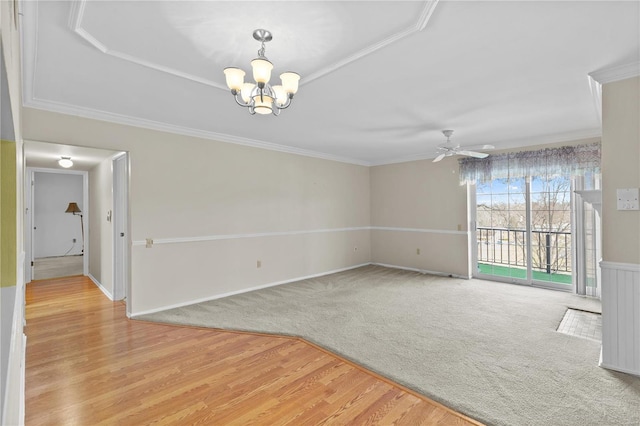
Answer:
[
  {"xmin": 433, "ymin": 153, "xmax": 446, "ymax": 162},
  {"xmin": 458, "ymin": 150, "xmax": 489, "ymax": 158}
]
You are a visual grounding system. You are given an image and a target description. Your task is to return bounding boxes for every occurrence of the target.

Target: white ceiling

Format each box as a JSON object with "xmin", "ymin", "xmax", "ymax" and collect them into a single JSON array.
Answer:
[{"xmin": 20, "ymin": 1, "xmax": 640, "ymax": 166}]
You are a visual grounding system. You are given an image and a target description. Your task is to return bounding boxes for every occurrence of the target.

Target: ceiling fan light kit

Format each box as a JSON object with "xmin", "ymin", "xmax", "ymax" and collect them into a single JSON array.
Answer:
[
  {"xmin": 433, "ymin": 130, "xmax": 493, "ymax": 162},
  {"xmin": 224, "ymin": 29, "xmax": 300, "ymax": 116}
]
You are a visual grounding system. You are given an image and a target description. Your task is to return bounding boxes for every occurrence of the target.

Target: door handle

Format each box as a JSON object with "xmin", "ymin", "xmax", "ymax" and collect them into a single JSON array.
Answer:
[{"xmin": 120, "ymin": 232, "xmax": 125, "ymax": 237}]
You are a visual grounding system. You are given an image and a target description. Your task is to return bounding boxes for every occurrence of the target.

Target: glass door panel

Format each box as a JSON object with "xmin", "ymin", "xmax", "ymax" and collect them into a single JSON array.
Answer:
[
  {"xmin": 530, "ymin": 175, "xmax": 572, "ymax": 287},
  {"xmin": 476, "ymin": 178, "xmax": 529, "ymax": 281}
]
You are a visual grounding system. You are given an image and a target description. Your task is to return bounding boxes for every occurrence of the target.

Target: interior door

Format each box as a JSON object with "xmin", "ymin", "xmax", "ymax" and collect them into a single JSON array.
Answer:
[{"xmin": 112, "ymin": 153, "xmax": 129, "ymax": 308}]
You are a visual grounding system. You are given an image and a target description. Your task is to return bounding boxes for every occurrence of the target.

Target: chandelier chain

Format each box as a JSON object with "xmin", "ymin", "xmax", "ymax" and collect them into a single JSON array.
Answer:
[{"xmin": 258, "ymin": 41, "xmax": 266, "ymax": 59}]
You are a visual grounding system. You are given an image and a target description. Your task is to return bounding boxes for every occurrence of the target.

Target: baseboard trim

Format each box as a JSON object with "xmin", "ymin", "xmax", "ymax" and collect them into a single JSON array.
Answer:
[
  {"xmin": 88, "ymin": 273, "xmax": 114, "ymax": 301},
  {"xmin": 372, "ymin": 262, "xmax": 470, "ymax": 279},
  {"xmin": 131, "ymin": 263, "xmax": 372, "ymax": 317}
]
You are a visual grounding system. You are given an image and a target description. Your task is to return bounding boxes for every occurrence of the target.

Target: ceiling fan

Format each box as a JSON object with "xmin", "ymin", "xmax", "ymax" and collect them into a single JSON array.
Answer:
[{"xmin": 433, "ymin": 130, "xmax": 494, "ymax": 162}]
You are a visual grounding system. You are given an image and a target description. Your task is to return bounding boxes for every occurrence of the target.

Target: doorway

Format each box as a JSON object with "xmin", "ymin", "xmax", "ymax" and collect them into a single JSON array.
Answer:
[
  {"xmin": 112, "ymin": 152, "xmax": 130, "ymax": 314},
  {"xmin": 23, "ymin": 142, "xmax": 129, "ymax": 307},
  {"xmin": 26, "ymin": 169, "xmax": 88, "ymax": 282},
  {"xmin": 473, "ymin": 174, "xmax": 573, "ymax": 290},
  {"xmin": 473, "ymin": 172, "xmax": 601, "ymax": 294}
]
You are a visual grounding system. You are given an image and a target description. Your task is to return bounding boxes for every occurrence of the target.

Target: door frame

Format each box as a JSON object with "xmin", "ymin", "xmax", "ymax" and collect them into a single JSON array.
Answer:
[
  {"xmin": 470, "ymin": 177, "xmax": 574, "ymax": 292},
  {"xmin": 112, "ymin": 152, "xmax": 131, "ymax": 317},
  {"xmin": 25, "ymin": 167, "xmax": 89, "ymax": 283}
]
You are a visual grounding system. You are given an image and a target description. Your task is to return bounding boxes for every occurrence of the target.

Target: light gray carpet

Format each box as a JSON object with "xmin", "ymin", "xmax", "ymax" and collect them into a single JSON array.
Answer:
[{"xmin": 138, "ymin": 265, "xmax": 640, "ymax": 426}]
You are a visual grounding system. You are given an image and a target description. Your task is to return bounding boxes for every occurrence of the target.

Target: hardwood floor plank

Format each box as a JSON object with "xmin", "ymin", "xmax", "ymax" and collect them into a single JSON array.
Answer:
[{"xmin": 25, "ymin": 276, "xmax": 483, "ymax": 425}]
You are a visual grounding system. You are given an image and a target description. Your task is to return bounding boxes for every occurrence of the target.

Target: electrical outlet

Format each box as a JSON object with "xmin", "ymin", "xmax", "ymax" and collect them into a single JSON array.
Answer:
[
  {"xmin": 416, "ymin": 248, "xmax": 420, "ymax": 255},
  {"xmin": 257, "ymin": 260, "xmax": 261, "ymax": 268}
]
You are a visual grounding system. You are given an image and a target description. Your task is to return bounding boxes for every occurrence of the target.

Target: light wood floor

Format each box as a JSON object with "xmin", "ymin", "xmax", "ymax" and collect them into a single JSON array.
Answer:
[{"xmin": 25, "ymin": 276, "xmax": 483, "ymax": 425}]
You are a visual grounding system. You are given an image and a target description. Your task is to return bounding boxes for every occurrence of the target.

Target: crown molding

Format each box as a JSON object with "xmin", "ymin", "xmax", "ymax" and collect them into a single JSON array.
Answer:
[
  {"xmin": 587, "ymin": 74, "xmax": 603, "ymax": 126},
  {"xmin": 304, "ymin": 0, "xmax": 439, "ymax": 84},
  {"xmin": 588, "ymin": 62, "xmax": 640, "ymax": 85},
  {"xmin": 68, "ymin": 0, "xmax": 439, "ymax": 89},
  {"xmin": 22, "ymin": 97, "xmax": 371, "ymax": 167},
  {"xmin": 21, "ymin": 93, "xmax": 605, "ymax": 169},
  {"xmin": 586, "ymin": 62, "xmax": 640, "ymax": 127},
  {"xmin": 68, "ymin": 0, "xmax": 226, "ymax": 90}
]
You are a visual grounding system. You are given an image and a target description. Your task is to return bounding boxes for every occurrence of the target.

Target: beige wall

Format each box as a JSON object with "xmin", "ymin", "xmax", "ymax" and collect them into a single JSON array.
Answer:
[
  {"xmin": 370, "ymin": 157, "xmax": 471, "ymax": 277},
  {"xmin": 369, "ymin": 137, "xmax": 603, "ymax": 278},
  {"xmin": 20, "ymin": 102, "xmax": 626, "ymax": 314},
  {"xmin": 22, "ymin": 108, "xmax": 371, "ymax": 314},
  {"xmin": 601, "ymin": 76, "xmax": 640, "ymax": 265},
  {"xmin": 89, "ymin": 157, "xmax": 114, "ymax": 294}
]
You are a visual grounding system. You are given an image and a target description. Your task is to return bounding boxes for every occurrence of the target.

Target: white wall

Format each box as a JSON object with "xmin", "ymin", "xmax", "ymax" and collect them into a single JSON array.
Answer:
[
  {"xmin": 33, "ymin": 172, "xmax": 83, "ymax": 258},
  {"xmin": 0, "ymin": 285, "xmax": 15, "ymax": 422},
  {"xmin": 1, "ymin": 0, "xmax": 27, "ymax": 423},
  {"xmin": 89, "ymin": 157, "xmax": 114, "ymax": 296}
]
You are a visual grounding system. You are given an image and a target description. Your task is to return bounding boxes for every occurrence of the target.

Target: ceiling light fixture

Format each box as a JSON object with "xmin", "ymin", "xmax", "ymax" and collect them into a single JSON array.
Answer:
[
  {"xmin": 58, "ymin": 157, "xmax": 73, "ymax": 168},
  {"xmin": 224, "ymin": 29, "xmax": 300, "ymax": 116}
]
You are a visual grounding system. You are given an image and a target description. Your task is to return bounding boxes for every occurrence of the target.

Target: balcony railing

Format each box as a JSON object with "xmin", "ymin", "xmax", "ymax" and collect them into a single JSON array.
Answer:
[{"xmin": 477, "ymin": 227, "xmax": 572, "ymax": 274}]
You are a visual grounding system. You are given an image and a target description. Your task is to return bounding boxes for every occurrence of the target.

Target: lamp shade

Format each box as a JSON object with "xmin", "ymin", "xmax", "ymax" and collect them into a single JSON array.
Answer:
[
  {"xmin": 280, "ymin": 72, "xmax": 300, "ymax": 94},
  {"xmin": 65, "ymin": 202, "xmax": 82, "ymax": 214},
  {"xmin": 251, "ymin": 58, "xmax": 273, "ymax": 84},
  {"xmin": 252, "ymin": 94, "xmax": 273, "ymax": 115},
  {"xmin": 272, "ymin": 85, "xmax": 288, "ymax": 106},
  {"xmin": 241, "ymin": 83, "xmax": 256, "ymax": 103},
  {"xmin": 223, "ymin": 67, "xmax": 246, "ymax": 91}
]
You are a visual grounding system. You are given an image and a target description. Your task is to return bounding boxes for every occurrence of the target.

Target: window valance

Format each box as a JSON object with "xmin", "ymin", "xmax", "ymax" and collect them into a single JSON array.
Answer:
[{"xmin": 458, "ymin": 142, "xmax": 601, "ymax": 184}]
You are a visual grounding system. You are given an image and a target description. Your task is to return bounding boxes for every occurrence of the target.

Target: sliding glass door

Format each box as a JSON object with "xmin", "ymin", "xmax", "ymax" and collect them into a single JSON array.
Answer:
[
  {"xmin": 474, "ymin": 174, "xmax": 573, "ymax": 290},
  {"xmin": 462, "ymin": 142, "xmax": 601, "ymax": 294}
]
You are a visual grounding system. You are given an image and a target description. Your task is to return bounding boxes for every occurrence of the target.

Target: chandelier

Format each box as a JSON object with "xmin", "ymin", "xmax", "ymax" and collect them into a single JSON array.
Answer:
[{"xmin": 223, "ymin": 29, "xmax": 300, "ymax": 116}]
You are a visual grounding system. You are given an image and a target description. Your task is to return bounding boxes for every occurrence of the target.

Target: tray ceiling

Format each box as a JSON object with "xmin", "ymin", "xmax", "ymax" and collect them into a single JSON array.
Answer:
[{"xmin": 21, "ymin": 1, "xmax": 640, "ymax": 165}]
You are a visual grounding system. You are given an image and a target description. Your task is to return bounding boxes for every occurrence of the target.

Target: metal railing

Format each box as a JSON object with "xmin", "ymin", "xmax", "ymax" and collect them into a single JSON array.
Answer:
[{"xmin": 477, "ymin": 227, "xmax": 571, "ymax": 273}]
